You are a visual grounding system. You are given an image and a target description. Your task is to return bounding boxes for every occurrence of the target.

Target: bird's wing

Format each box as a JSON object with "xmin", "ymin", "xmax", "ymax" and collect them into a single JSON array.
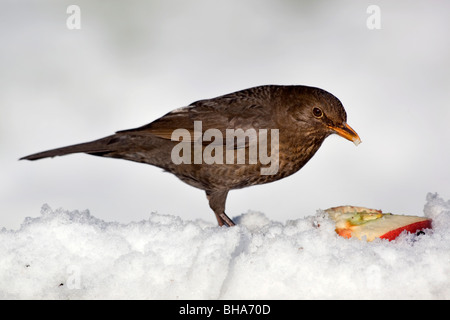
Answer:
[{"xmin": 118, "ymin": 94, "xmax": 276, "ymax": 149}]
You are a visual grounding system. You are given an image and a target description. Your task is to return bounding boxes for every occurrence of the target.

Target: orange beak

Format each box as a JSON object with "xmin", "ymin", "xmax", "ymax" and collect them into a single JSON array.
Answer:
[{"xmin": 329, "ymin": 122, "xmax": 361, "ymax": 146}]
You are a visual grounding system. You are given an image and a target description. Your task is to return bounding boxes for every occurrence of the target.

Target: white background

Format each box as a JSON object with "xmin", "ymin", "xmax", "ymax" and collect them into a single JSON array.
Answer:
[{"xmin": 1, "ymin": 0, "xmax": 449, "ymax": 229}]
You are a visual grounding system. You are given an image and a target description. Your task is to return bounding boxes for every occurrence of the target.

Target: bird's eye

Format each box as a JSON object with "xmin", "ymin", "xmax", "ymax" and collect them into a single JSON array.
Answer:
[{"xmin": 312, "ymin": 107, "xmax": 323, "ymax": 118}]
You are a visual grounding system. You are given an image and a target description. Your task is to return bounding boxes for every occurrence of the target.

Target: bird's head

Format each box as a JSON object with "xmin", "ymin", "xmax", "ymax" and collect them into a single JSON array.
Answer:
[{"xmin": 281, "ymin": 86, "xmax": 361, "ymax": 146}]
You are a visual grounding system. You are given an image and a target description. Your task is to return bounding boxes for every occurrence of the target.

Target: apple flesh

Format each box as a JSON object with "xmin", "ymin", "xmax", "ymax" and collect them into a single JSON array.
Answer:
[{"xmin": 326, "ymin": 206, "xmax": 432, "ymax": 241}]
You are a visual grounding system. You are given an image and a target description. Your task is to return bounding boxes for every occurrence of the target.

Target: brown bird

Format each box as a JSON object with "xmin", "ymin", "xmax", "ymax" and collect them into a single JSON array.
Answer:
[{"xmin": 21, "ymin": 85, "xmax": 361, "ymax": 226}]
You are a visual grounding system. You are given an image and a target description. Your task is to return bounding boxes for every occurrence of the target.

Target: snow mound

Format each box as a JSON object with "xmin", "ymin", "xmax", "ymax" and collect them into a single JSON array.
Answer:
[{"xmin": 1, "ymin": 193, "xmax": 449, "ymax": 299}]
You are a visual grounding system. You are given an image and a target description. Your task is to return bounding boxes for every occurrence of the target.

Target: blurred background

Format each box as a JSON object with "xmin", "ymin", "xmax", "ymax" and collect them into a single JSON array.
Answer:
[{"xmin": 1, "ymin": 0, "xmax": 449, "ymax": 229}]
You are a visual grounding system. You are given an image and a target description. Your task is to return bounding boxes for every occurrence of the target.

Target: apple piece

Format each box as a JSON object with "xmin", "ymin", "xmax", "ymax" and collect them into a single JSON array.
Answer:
[{"xmin": 325, "ymin": 206, "xmax": 432, "ymax": 241}]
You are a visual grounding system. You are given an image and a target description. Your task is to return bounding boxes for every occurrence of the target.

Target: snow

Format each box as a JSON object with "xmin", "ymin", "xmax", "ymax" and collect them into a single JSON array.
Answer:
[{"xmin": 1, "ymin": 193, "xmax": 449, "ymax": 300}]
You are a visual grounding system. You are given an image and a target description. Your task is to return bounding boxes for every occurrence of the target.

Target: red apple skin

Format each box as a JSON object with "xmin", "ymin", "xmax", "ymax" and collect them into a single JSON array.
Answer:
[{"xmin": 379, "ymin": 220, "xmax": 432, "ymax": 241}]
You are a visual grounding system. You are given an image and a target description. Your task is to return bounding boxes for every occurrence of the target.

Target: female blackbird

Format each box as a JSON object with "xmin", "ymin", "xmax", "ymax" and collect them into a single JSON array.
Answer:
[{"xmin": 21, "ymin": 85, "xmax": 361, "ymax": 226}]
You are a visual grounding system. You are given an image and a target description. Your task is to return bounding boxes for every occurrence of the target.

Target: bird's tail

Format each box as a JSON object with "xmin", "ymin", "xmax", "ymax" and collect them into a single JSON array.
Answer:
[{"xmin": 20, "ymin": 135, "xmax": 119, "ymax": 161}]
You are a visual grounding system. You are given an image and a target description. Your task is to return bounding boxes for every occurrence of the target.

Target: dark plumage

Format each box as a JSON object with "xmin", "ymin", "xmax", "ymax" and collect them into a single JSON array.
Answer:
[{"xmin": 21, "ymin": 85, "xmax": 361, "ymax": 226}]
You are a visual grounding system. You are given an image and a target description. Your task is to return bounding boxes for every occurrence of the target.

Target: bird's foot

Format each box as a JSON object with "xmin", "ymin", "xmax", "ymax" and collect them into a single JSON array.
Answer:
[{"xmin": 219, "ymin": 213, "xmax": 236, "ymax": 227}]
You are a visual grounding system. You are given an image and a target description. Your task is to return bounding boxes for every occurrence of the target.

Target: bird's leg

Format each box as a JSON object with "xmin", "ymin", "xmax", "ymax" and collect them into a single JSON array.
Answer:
[{"xmin": 206, "ymin": 190, "xmax": 235, "ymax": 227}]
